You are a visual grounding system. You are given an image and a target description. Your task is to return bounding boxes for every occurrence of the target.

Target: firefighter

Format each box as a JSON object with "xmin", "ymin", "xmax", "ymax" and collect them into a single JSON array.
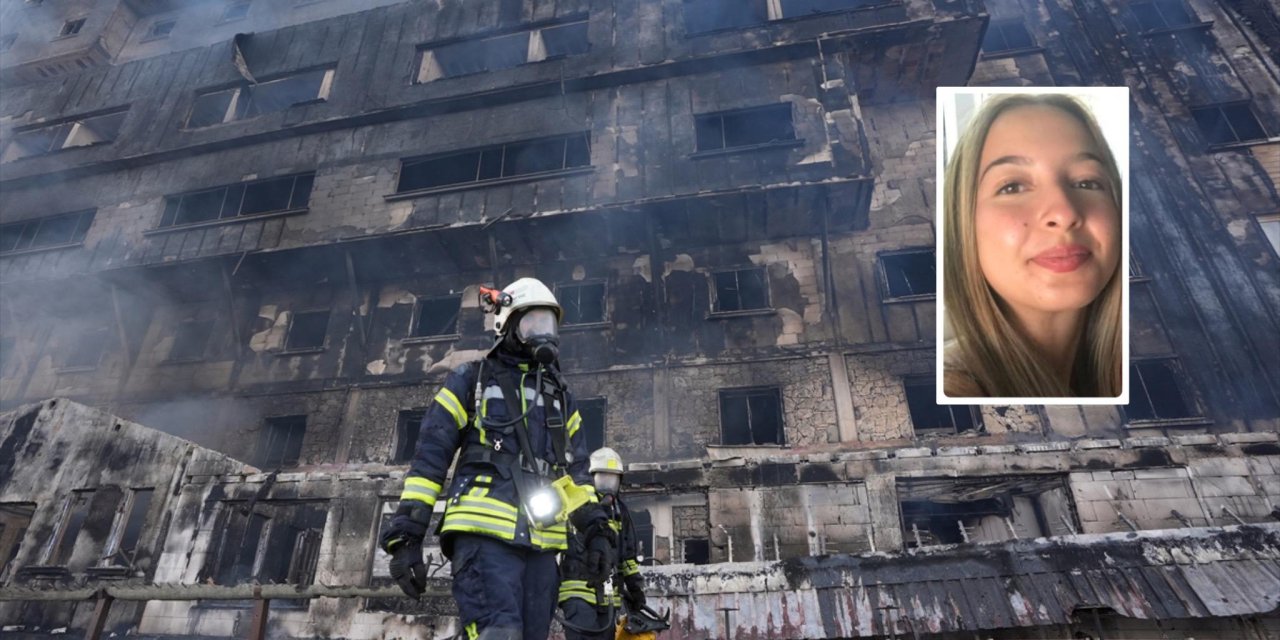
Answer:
[
  {"xmin": 558, "ymin": 447, "xmax": 648, "ymax": 640},
  {"xmin": 379, "ymin": 278, "xmax": 616, "ymax": 640}
]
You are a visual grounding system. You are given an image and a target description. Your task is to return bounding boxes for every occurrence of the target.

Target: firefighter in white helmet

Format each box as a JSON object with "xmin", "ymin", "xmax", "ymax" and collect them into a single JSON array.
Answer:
[
  {"xmin": 381, "ymin": 278, "xmax": 614, "ymax": 640},
  {"xmin": 557, "ymin": 447, "xmax": 652, "ymax": 640}
]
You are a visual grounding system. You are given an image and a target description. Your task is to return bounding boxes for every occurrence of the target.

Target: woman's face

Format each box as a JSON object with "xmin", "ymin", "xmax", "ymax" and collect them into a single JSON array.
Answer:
[{"xmin": 973, "ymin": 105, "xmax": 1120, "ymax": 320}]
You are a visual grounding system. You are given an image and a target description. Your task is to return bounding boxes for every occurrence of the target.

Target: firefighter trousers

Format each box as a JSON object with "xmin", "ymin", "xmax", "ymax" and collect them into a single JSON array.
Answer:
[
  {"xmin": 560, "ymin": 597, "xmax": 616, "ymax": 640},
  {"xmin": 450, "ymin": 534, "xmax": 559, "ymax": 640}
]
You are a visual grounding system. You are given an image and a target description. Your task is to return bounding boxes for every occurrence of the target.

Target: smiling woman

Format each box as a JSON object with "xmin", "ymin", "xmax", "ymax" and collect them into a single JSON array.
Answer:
[{"xmin": 941, "ymin": 91, "xmax": 1126, "ymax": 400}]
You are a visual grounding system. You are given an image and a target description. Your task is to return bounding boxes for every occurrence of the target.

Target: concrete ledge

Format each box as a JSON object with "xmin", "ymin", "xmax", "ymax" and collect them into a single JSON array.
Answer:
[
  {"xmin": 1124, "ymin": 436, "xmax": 1172, "ymax": 448},
  {"xmin": 1019, "ymin": 442, "xmax": 1071, "ymax": 453},
  {"xmin": 1220, "ymin": 432, "xmax": 1280, "ymax": 444},
  {"xmin": 894, "ymin": 447, "xmax": 934, "ymax": 458},
  {"xmin": 1172, "ymin": 434, "xmax": 1218, "ymax": 446},
  {"xmin": 836, "ymin": 450, "xmax": 890, "ymax": 461},
  {"xmin": 937, "ymin": 446, "xmax": 978, "ymax": 456},
  {"xmin": 978, "ymin": 444, "xmax": 1017, "ymax": 454},
  {"xmin": 1075, "ymin": 439, "xmax": 1121, "ymax": 450}
]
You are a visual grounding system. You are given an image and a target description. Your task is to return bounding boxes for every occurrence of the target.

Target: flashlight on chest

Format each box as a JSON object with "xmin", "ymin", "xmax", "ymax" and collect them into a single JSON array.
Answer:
[{"xmin": 525, "ymin": 474, "xmax": 596, "ymax": 528}]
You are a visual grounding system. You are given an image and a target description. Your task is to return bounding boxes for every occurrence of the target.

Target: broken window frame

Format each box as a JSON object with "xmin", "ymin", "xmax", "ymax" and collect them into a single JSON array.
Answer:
[
  {"xmin": 415, "ymin": 15, "xmax": 590, "ymax": 83},
  {"xmin": 205, "ymin": 500, "xmax": 328, "ymax": 592},
  {"xmin": 157, "ymin": 172, "xmax": 315, "ymax": 230},
  {"xmin": 979, "ymin": 19, "xmax": 1038, "ymax": 57},
  {"xmin": 392, "ymin": 409, "xmax": 427, "ymax": 464},
  {"xmin": 1190, "ymin": 102, "xmax": 1271, "ymax": 148},
  {"xmin": 100, "ymin": 488, "xmax": 154, "ymax": 569},
  {"xmin": 693, "ymin": 103, "xmax": 798, "ymax": 155},
  {"xmin": 58, "ymin": 17, "xmax": 86, "ymax": 38},
  {"xmin": 43, "ymin": 490, "xmax": 94, "ymax": 566},
  {"xmin": 577, "ymin": 397, "xmax": 607, "ymax": 453},
  {"xmin": 284, "ymin": 309, "xmax": 329, "ymax": 352},
  {"xmin": 166, "ymin": 317, "xmax": 216, "ymax": 362},
  {"xmin": 903, "ymin": 377, "xmax": 981, "ymax": 436},
  {"xmin": 879, "ymin": 248, "xmax": 936, "ymax": 301},
  {"xmin": 143, "ymin": 18, "xmax": 176, "ymax": 41},
  {"xmin": 556, "ymin": 281, "xmax": 607, "ymax": 326},
  {"xmin": 1125, "ymin": 357, "xmax": 1204, "ymax": 425},
  {"xmin": 185, "ymin": 67, "xmax": 335, "ymax": 128},
  {"xmin": 1256, "ymin": 213, "xmax": 1280, "ymax": 260},
  {"xmin": 0, "ymin": 209, "xmax": 95, "ymax": 255},
  {"xmin": 395, "ymin": 132, "xmax": 592, "ymax": 195},
  {"xmin": 0, "ymin": 503, "xmax": 36, "ymax": 582},
  {"xmin": 407, "ymin": 295, "xmax": 462, "ymax": 340},
  {"xmin": 718, "ymin": 386, "xmax": 786, "ymax": 447},
  {"xmin": 220, "ymin": 1, "xmax": 252, "ymax": 22},
  {"xmin": 259, "ymin": 415, "xmax": 307, "ymax": 469},
  {"xmin": 898, "ymin": 475, "xmax": 1079, "ymax": 549},
  {"xmin": 1, "ymin": 109, "xmax": 128, "ymax": 163},
  {"xmin": 60, "ymin": 326, "xmax": 112, "ymax": 371},
  {"xmin": 710, "ymin": 267, "xmax": 771, "ymax": 315}
]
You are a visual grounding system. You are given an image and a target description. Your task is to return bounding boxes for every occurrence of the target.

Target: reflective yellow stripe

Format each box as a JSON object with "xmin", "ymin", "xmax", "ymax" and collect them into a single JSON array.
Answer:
[
  {"xmin": 399, "ymin": 489, "xmax": 437, "ymax": 506},
  {"xmin": 406, "ymin": 477, "xmax": 442, "ymax": 494},
  {"xmin": 529, "ymin": 526, "xmax": 568, "ymax": 549},
  {"xmin": 441, "ymin": 515, "xmax": 517, "ymax": 536},
  {"xmin": 449, "ymin": 505, "xmax": 517, "ymax": 525},
  {"xmin": 622, "ymin": 559, "xmax": 640, "ymax": 576},
  {"xmin": 567, "ymin": 410, "xmax": 582, "ymax": 438},
  {"xmin": 465, "ymin": 622, "xmax": 478, "ymax": 640},
  {"xmin": 456, "ymin": 495, "xmax": 518, "ymax": 516},
  {"xmin": 435, "ymin": 388, "xmax": 467, "ymax": 429}
]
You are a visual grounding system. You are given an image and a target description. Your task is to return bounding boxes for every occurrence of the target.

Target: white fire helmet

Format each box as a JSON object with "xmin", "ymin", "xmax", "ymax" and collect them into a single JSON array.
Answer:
[
  {"xmin": 589, "ymin": 447, "xmax": 624, "ymax": 495},
  {"xmin": 492, "ymin": 277, "xmax": 562, "ymax": 337}
]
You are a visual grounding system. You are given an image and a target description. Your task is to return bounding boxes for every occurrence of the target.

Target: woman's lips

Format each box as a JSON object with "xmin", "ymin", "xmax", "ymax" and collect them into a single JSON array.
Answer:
[{"xmin": 1031, "ymin": 245, "xmax": 1091, "ymax": 273}]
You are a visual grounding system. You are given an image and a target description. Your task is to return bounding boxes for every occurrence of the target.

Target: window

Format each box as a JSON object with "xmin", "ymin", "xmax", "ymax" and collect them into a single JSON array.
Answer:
[
  {"xmin": 49, "ymin": 491, "xmax": 93, "ymax": 565},
  {"xmin": 145, "ymin": 19, "xmax": 175, "ymax": 40},
  {"xmin": 1191, "ymin": 103, "xmax": 1269, "ymax": 146},
  {"xmin": 712, "ymin": 268, "xmax": 769, "ymax": 313},
  {"xmin": 416, "ymin": 18, "xmax": 589, "ymax": 83},
  {"xmin": 558, "ymin": 283, "xmax": 605, "ymax": 325},
  {"xmin": 103, "ymin": 489, "xmax": 153, "ymax": 568},
  {"xmin": 411, "ymin": 296, "xmax": 461, "ymax": 338},
  {"xmin": 577, "ymin": 398, "xmax": 606, "ymax": 453},
  {"xmin": 187, "ymin": 67, "xmax": 334, "ymax": 127},
  {"xmin": 719, "ymin": 387, "xmax": 784, "ymax": 446},
  {"xmin": 393, "ymin": 409, "xmax": 426, "ymax": 463},
  {"xmin": 2, "ymin": 110, "xmax": 127, "ymax": 162},
  {"xmin": 207, "ymin": 501, "xmax": 326, "ymax": 586},
  {"xmin": 898, "ymin": 476, "xmax": 1076, "ymax": 548},
  {"xmin": 682, "ymin": 538, "xmax": 710, "ymax": 564},
  {"xmin": 397, "ymin": 132, "xmax": 590, "ymax": 193},
  {"xmin": 259, "ymin": 416, "xmax": 307, "ymax": 468},
  {"xmin": 1128, "ymin": 0, "xmax": 1197, "ymax": 31},
  {"xmin": 0, "ymin": 503, "xmax": 36, "ymax": 581},
  {"xmin": 221, "ymin": 1, "xmax": 251, "ymax": 21},
  {"xmin": 63, "ymin": 326, "xmax": 110, "ymax": 369},
  {"xmin": 1127, "ymin": 359, "xmax": 1200, "ymax": 423},
  {"xmin": 683, "ymin": 0, "xmax": 767, "ymax": 34},
  {"xmin": 0, "ymin": 34, "xmax": 16, "ymax": 52},
  {"xmin": 168, "ymin": 318, "xmax": 214, "ymax": 361},
  {"xmin": 694, "ymin": 104, "xmax": 796, "ymax": 153},
  {"xmin": 777, "ymin": 0, "xmax": 885, "ymax": 18},
  {"xmin": 630, "ymin": 508, "xmax": 654, "ymax": 563},
  {"xmin": 59, "ymin": 18, "xmax": 86, "ymax": 37},
  {"xmin": 981, "ymin": 19, "xmax": 1035, "ymax": 54},
  {"xmin": 904, "ymin": 378, "xmax": 980, "ymax": 435},
  {"xmin": 1258, "ymin": 214, "xmax": 1280, "ymax": 257},
  {"xmin": 285, "ymin": 310, "xmax": 328, "ymax": 350},
  {"xmin": 880, "ymin": 249, "xmax": 936, "ymax": 299},
  {"xmin": 159, "ymin": 173, "xmax": 314, "ymax": 228},
  {"xmin": 0, "ymin": 210, "xmax": 95, "ymax": 254}
]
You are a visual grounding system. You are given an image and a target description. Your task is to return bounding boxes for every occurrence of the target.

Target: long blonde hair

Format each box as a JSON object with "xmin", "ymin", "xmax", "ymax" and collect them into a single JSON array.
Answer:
[{"xmin": 943, "ymin": 94, "xmax": 1123, "ymax": 398}]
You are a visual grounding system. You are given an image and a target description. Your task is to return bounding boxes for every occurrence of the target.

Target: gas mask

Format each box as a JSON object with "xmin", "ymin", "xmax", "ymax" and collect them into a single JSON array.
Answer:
[
  {"xmin": 516, "ymin": 307, "xmax": 560, "ymax": 365},
  {"xmin": 593, "ymin": 471, "xmax": 621, "ymax": 496}
]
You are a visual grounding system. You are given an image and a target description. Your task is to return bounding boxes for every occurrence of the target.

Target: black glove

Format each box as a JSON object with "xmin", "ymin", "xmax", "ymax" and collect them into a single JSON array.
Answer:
[
  {"xmin": 379, "ymin": 505, "xmax": 431, "ymax": 598},
  {"xmin": 622, "ymin": 573, "xmax": 646, "ymax": 610},
  {"xmin": 569, "ymin": 502, "xmax": 608, "ymax": 532},
  {"xmin": 582, "ymin": 523, "xmax": 618, "ymax": 585}
]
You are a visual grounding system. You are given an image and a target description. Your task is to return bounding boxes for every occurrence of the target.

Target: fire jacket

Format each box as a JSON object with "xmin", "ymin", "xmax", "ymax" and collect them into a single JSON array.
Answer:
[
  {"xmin": 559, "ymin": 495, "xmax": 642, "ymax": 607},
  {"xmin": 396, "ymin": 352, "xmax": 590, "ymax": 553}
]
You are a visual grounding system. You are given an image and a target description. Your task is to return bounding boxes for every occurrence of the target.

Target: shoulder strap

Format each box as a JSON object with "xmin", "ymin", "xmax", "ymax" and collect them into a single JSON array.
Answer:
[{"xmin": 537, "ymin": 367, "xmax": 570, "ymax": 470}]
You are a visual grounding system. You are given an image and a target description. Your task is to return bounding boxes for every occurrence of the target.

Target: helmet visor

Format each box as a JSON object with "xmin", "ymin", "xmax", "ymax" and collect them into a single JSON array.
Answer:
[
  {"xmin": 593, "ymin": 472, "xmax": 621, "ymax": 495},
  {"xmin": 517, "ymin": 307, "xmax": 559, "ymax": 341}
]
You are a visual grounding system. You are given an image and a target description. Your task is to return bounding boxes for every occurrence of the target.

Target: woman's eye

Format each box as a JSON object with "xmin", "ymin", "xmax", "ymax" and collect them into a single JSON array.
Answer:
[
  {"xmin": 1074, "ymin": 179, "xmax": 1106, "ymax": 190},
  {"xmin": 996, "ymin": 182, "xmax": 1024, "ymax": 195}
]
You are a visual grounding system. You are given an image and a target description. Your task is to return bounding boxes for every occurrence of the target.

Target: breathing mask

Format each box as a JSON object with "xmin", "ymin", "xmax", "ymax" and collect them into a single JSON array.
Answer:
[
  {"xmin": 517, "ymin": 307, "xmax": 560, "ymax": 364},
  {"xmin": 593, "ymin": 471, "xmax": 621, "ymax": 495}
]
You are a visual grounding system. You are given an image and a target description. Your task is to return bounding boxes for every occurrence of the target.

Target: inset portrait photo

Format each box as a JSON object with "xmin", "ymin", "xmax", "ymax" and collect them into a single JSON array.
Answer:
[{"xmin": 936, "ymin": 87, "xmax": 1130, "ymax": 404}]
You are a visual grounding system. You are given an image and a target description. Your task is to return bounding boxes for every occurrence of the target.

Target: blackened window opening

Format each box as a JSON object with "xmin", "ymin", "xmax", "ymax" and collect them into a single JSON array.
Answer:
[
  {"xmin": 222, "ymin": 2, "xmax": 251, "ymax": 21},
  {"xmin": 418, "ymin": 18, "xmax": 589, "ymax": 82},
  {"xmin": 1191, "ymin": 103, "xmax": 1269, "ymax": 146},
  {"xmin": 169, "ymin": 319, "xmax": 214, "ymax": 361},
  {"xmin": 559, "ymin": 283, "xmax": 606, "ymax": 325},
  {"xmin": 881, "ymin": 249, "xmax": 935, "ymax": 298},
  {"xmin": 51, "ymin": 491, "xmax": 93, "ymax": 565},
  {"xmin": 0, "ymin": 210, "xmax": 95, "ymax": 253},
  {"xmin": 260, "ymin": 416, "xmax": 307, "ymax": 468},
  {"xmin": 695, "ymin": 104, "xmax": 795, "ymax": 152},
  {"xmin": 1127, "ymin": 360, "xmax": 1198, "ymax": 422},
  {"xmin": 0, "ymin": 503, "xmax": 36, "ymax": 579},
  {"xmin": 905, "ymin": 379, "xmax": 979, "ymax": 435},
  {"xmin": 683, "ymin": 0, "xmax": 767, "ymax": 34},
  {"xmin": 713, "ymin": 268, "xmax": 769, "ymax": 312},
  {"xmin": 187, "ymin": 68, "xmax": 332, "ymax": 128},
  {"xmin": 285, "ymin": 310, "xmax": 328, "ymax": 350},
  {"xmin": 1129, "ymin": 0, "xmax": 1197, "ymax": 31},
  {"xmin": 779, "ymin": 0, "xmax": 887, "ymax": 18},
  {"xmin": 147, "ymin": 19, "xmax": 175, "ymax": 39},
  {"xmin": 630, "ymin": 508, "xmax": 654, "ymax": 564},
  {"xmin": 397, "ymin": 133, "xmax": 590, "ymax": 193},
  {"xmin": 413, "ymin": 297, "xmax": 461, "ymax": 337},
  {"xmin": 720, "ymin": 387, "xmax": 784, "ymax": 446},
  {"xmin": 159, "ymin": 173, "xmax": 314, "ymax": 228},
  {"xmin": 210, "ymin": 501, "xmax": 326, "ymax": 587},
  {"xmin": 683, "ymin": 538, "xmax": 710, "ymax": 564},
  {"xmin": 60, "ymin": 18, "xmax": 86, "ymax": 36},
  {"xmin": 64, "ymin": 327, "xmax": 110, "ymax": 369},
  {"xmin": 898, "ymin": 476, "xmax": 1077, "ymax": 548},
  {"xmin": 578, "ymin": 398, "xmax": 606, "ymax": 453},
  {"xmin": 3, "ymin": 110, "xmax": 127, "ymax": 162},
  {"xmin": 394, "ymin": 410, "xmax": 426, "ymax": 463},
  {"xmin": 108, "ymin": 489, "xmax": 153, "ymax": 567},
  {"xmin": 981, "ymin": 19, "xmax": 1035, "ymax": 54}
]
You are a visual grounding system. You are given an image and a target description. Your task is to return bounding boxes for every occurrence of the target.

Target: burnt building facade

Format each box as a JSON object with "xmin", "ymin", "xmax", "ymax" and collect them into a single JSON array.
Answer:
[{"xmin": 0, "ymin": 0, "xmax": 1278, "ymax": 638}]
